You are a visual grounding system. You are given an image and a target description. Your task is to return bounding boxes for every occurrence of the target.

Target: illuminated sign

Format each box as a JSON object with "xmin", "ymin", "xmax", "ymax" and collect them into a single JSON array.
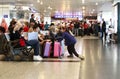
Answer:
[
  {"xmin": 54, "ymin": 12, "xmax": 82, "ymax": 18},
  {"xmin": 4, "ymin": 15, "xmax": 8, "ymax": 18}
]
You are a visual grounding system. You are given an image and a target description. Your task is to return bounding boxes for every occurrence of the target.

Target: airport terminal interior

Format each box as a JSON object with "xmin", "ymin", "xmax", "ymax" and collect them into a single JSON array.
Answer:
[{"xmin": 0, "ymin": 0, "xmax": 120, "ymax": 79}]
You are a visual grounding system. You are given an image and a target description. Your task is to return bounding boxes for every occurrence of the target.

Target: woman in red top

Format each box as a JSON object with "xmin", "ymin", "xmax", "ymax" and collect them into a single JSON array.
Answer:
[
  {"xmin": 23, "ymin": 21, "xmax": 29, "ymax": 32},
  {"xmin": 83, "ymin": 22, "xmax": 88, "ymax": 29},
  {"xmin": 83, "ymin": 21, "xmax": 89, "ymax": 35}
]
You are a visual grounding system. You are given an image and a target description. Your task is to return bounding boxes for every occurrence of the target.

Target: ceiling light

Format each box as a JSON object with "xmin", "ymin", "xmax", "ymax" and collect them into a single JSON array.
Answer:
[
  {"xmin": 82, "ymin": 6, "xmax": 85, "ymax": 9},
  {"xmin": 48, "ymin": 6, "xmax": 52, "ymax": 10},
  {"xmin": 48, "ymin": 6, "xmax": 51, "ymax": 9},
  {"xmin": 96, "ymin": 3, "xmax": 98, "ymax": 5},
  {"xmin": 40, "ymin": 1, "xmax": 43, "ymax": 5},
  {"xmin": 37, "ymin": 0, "xmax": 40, "ymax": 3},
  {"xmin": 82, "ymin": 0, "xmax": 85, "ymax": 4}
]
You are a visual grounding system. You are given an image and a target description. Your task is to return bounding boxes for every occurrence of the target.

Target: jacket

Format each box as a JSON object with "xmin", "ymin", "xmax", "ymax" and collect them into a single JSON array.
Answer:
[{"xmin": 62, "ymin": 32, "xmax": 76, "ymax": 46}]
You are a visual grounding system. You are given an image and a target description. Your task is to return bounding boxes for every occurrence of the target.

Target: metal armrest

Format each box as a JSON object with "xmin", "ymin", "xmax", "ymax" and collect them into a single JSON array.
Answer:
[{"xmin": 9, "ymin": 39, "xmax": 20, "ymax": 48}]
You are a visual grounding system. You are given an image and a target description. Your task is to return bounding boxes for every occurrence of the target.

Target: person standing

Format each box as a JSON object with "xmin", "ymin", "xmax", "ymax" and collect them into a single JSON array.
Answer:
[
  {"xmin": 40, "ymin": 21, "xmax": 44, "ymax": 30},
  {"xmin": 44, "ymin": 22, "xmax": 49, "ymax": 30},
  {"xmin": 102, "ymin": 19, "xmax": 106, "ymax": 41},
  {"xmin": 107, "ymin": 19, "xmax": 114, "ymax": 42},
  {"xmin": 74, "ymin": 21, "xmax": 80, "ymax": 36},
  {"xmin": 30, "ymin": 14, "xmax": 36, "ymax": 26},
  {"xmin": 0, "ymin": 18, "xmax": 8, "ymax": 32},
  {"xmin": 83, "ymin": 21, "xmax": 89, "ymax": 35},
  {"xmin": 108, "ymin": 19, "xmax": 113, "ymax": 28}
]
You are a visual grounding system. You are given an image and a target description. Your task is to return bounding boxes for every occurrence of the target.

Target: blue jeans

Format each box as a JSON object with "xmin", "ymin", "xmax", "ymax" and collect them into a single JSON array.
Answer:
[
  {"xmin": 74, "ymin": 28, "xmax": 79, "ymax": 36},
  {"xmin": 26, "ymin": 40, "xmax": 40, "ymax": 55}
]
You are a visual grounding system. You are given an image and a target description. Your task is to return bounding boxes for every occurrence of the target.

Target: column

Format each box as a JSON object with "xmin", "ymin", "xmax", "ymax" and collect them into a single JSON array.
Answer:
[{"xmin": 117, "ymin": 3, "xmax": 120, "ymax": 43}]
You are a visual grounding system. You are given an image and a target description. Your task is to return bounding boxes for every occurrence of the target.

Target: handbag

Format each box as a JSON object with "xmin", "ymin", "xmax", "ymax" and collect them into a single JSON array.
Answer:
[
  {"xmin": 19, "ymin": 37, "xmax": 26, "ymax": 47},
  {"xmin": 68, "ymin": 30, "xmax": 74, "ymax": 36}
]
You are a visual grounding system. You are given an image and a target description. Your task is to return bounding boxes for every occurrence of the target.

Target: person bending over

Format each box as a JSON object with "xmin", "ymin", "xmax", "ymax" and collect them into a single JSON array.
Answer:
[{"xmin": 60, "ymin": 27, "xmax": 84, "ymax": 60}]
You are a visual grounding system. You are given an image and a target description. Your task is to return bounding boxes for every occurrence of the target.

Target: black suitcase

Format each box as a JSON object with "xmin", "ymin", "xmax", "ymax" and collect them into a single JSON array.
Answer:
[{"xmin": 78, "ymin": 28, "xmax": 84, "ymax": 36}]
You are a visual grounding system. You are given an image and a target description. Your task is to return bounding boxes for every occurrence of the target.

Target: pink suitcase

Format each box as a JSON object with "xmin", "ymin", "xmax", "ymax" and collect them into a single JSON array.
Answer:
[
  {"xmin": 54, "ymin": 41, "xmax": 61, "ymax": 57},
  {"xmin": 44, "ymin": 42, "xmax": 51, "ymax": 57}
]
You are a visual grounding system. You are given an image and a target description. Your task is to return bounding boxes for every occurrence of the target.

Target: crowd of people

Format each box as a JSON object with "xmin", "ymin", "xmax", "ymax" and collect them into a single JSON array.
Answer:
[
  {"xmin": 0, "ymin": 13, "xmax": 114, "ymax": 61},
  {"xmin": 0, "ymin": 14, "xmax": 85, "ymax": 61}
]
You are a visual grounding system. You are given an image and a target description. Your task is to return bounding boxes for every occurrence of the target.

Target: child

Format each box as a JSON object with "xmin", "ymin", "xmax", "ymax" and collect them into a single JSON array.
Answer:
[{"xmin": 59, "ymin": 26, "xmax": 84, "ymax": 60}]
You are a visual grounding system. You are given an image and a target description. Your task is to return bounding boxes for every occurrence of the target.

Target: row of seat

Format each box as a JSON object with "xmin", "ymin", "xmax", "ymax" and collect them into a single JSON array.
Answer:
[{"xmin": 0, "ymin": 33, "xmax": 33, "ymax": 61}]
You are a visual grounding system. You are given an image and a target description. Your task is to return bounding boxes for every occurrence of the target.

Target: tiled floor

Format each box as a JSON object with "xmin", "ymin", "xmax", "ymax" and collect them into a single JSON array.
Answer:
[{"xmin": 0, "ymin": 36, "xmax": 120, "ymax": 79}]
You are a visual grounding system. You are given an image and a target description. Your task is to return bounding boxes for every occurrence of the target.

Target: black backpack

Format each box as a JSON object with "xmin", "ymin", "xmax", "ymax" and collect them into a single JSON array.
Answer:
[
  {"xmin": 0, "ymin": 34, "xmax": 12, "ymax": 60},
  {"xmin": 0, "ymin": 34, "xmax": 8, "ymax": 53}
]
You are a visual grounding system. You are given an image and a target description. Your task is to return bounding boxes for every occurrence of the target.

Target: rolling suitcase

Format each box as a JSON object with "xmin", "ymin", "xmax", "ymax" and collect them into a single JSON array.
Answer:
[
  {"xmin": 60, "ymin": 40, "xmax": 65, "ymax": 56},
  {"xmin": 44, "ymin": 42, "xmax": 51, "ymax": 57},
  {"xmin": 78, "ymin": 28, "xmax": 84, "ymax": 36},
  {"xmin": 54, "ymin": 41, "xmax": 61, "ymax": 57}
]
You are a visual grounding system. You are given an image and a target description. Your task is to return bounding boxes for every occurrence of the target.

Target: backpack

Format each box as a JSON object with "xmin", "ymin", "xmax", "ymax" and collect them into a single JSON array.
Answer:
[
  {"xmin": 19, "ymin": 37, "xmax": 26, "ymax": 47},
  {"xmin": 0, "ymin": 34, "xmax": 9, "ymax": 53},
  {"xmin": 0, "ymin": 33, "xmax": 12, "ymax": 60}
]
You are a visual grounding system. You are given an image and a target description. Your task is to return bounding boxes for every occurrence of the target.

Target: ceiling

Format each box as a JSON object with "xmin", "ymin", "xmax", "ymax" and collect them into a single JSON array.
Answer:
[{"xmin": 0, "ymin": 0, "xmax": 113, "ymax": 16}]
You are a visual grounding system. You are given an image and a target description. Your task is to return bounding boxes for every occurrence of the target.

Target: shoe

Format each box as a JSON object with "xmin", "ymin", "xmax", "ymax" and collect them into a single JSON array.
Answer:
[
  {"xmin": 61, "ymin": 54, "xmax": 64, "ymax": 57},
  {"xmin": 79, "ymin": 55, "xmax": 85, "ymax": 60},
  {"xmin": 67, "ymin": 55, "xmax": 73, "ymax": 58},
  {"xmin": 33, "ymin": 55, "xmax": 43, "ymax": 61}
]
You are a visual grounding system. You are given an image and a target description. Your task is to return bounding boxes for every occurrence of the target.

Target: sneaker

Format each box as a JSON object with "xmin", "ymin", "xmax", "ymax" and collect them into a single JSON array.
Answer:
[
  {"xmin": 67, "ymin": 55, "xmax": 73, "ymax": 58},
  {"xmin": 79, "ymin": 56, "xmax": 85, "ymax": 60},
  {"xmin": 33, "ymin": 55, "xmax": 43, "ymax": 61},
  {"xmin": 61, "ymin": 54, "xmax": 64, "ymax": 57}
]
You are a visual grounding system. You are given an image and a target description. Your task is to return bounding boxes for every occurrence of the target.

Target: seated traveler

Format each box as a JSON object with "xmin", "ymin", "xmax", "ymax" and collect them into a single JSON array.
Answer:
[{"xmin": 8, "ymin": 21, "xmax": 42, "ymax": 61}]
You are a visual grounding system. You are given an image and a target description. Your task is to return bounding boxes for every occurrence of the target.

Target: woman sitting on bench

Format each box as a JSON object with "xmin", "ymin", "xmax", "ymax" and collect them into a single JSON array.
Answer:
[{"xmin": 8, "ymin": 21, "xmax": 42, "ymax": 61}]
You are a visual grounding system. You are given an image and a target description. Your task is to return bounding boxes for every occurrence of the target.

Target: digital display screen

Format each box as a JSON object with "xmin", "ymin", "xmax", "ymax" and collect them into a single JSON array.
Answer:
[
  {"xmin": 54, "ymin": 12, "xmax": 82, "ymax": 18},
  {"xmin": 4, "ymin": 15, "xmax": 8, "ymax": 18}
]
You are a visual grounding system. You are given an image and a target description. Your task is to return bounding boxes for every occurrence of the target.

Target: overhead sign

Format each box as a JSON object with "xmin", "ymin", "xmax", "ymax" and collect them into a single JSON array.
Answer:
[
  {"xmin": 3, "ymin": 15, "xmax": 8, "ymax": 18},
  {"xmin": 54, "ymin": 12, "xmax": 82, "ymax": 18}
]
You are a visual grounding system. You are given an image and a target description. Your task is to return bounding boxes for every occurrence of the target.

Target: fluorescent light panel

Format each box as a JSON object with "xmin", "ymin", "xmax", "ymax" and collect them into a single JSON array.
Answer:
[{"xmin": 82, "ymin": 0, "xmax": 85, "ymax": 4}]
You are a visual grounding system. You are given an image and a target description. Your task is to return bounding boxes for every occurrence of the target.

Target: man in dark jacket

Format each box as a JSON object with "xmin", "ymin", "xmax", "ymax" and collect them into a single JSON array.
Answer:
[
  {"xmin": 30, "ymin": 14, "xmax": 36, "ymax": 26},
  {"xmin": 102, "ymin": 19, "xmax": 106, "ymax": 40},
  {"xmin": 74, "ymin": 21, "xmax": 80, "ymax": 36}
]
